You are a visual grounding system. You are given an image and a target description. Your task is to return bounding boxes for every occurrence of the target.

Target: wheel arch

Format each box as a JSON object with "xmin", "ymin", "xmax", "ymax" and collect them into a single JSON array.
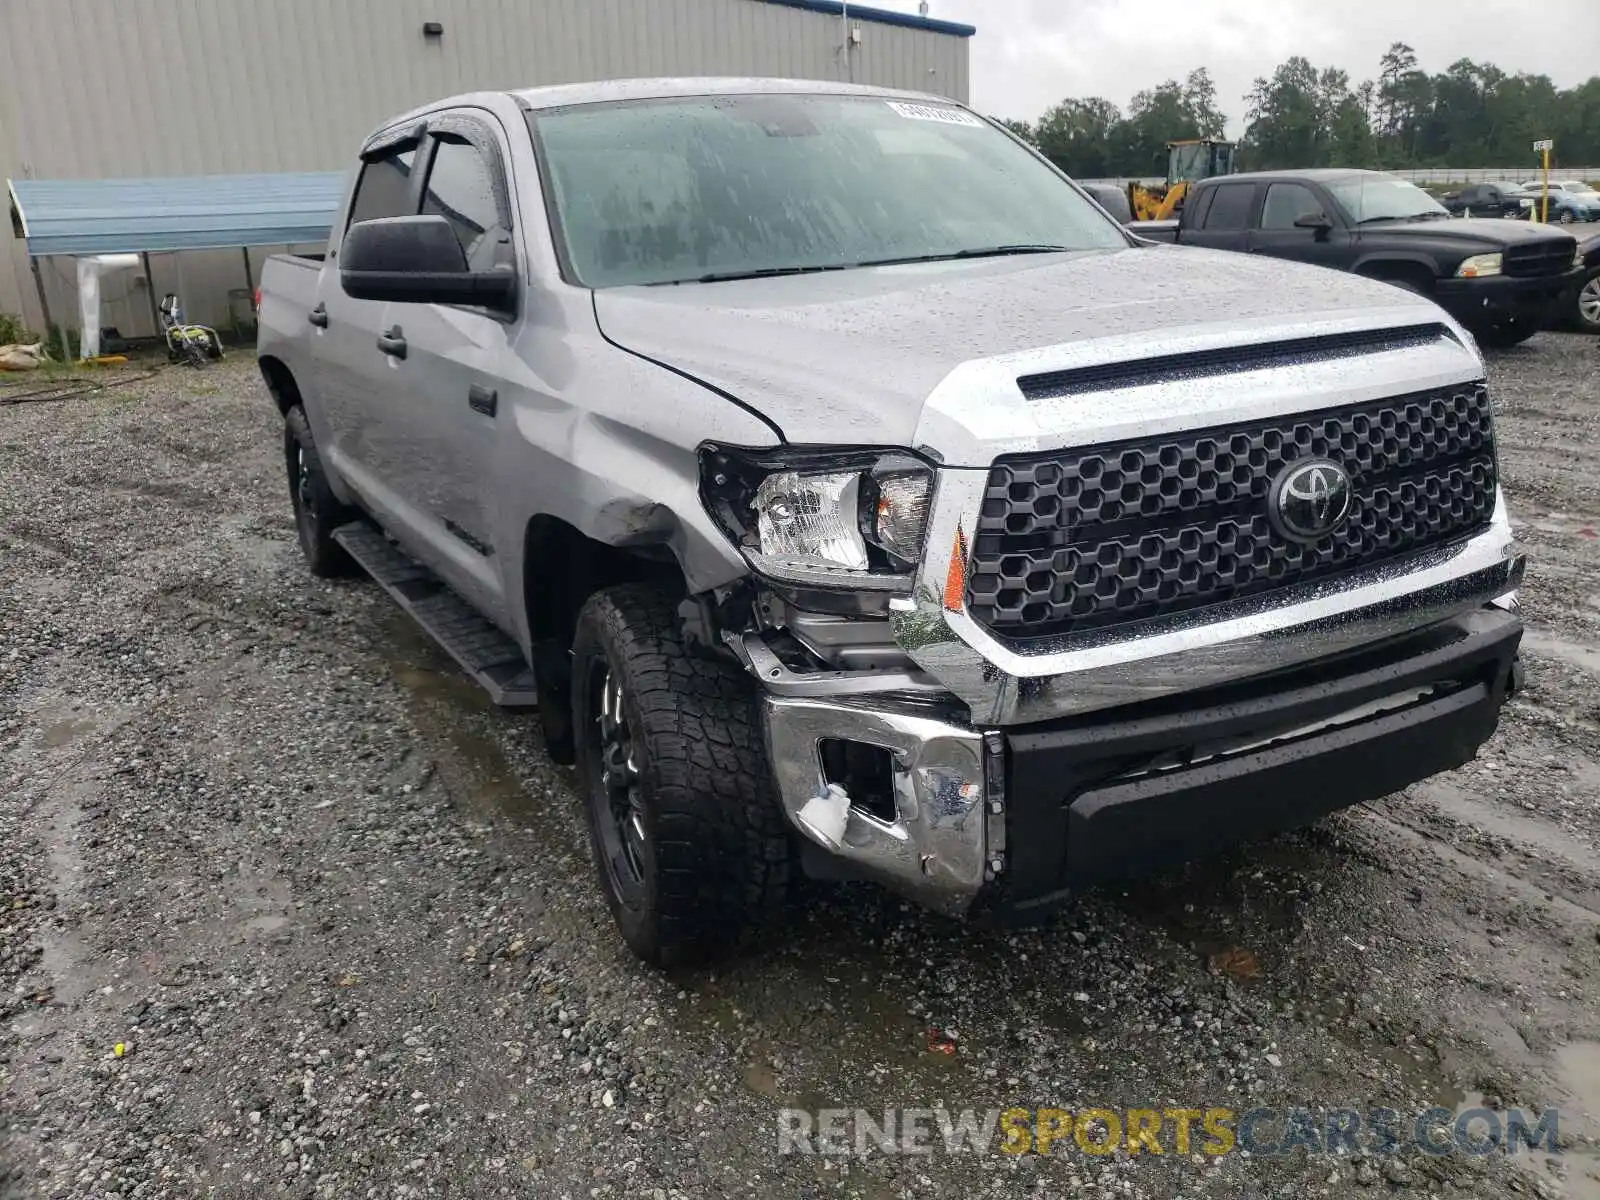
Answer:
[
  {"xmin": 1351, "ymin": 254, "xmax": 1439, "ymax": 291},
  {"xmin": 258, "ymin": 354, "xmax": 301, "ymax": 417},
  {"xmin": 516, "ymin": 512, "xmax": 690, "ymax": 764}
]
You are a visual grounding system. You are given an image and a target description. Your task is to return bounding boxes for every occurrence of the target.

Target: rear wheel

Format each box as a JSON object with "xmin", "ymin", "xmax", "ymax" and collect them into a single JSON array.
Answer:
[
  {"xmin": 284, "ymin": 406, "xmax": 357, "ymax": 576},
  {"xmin": 572, "ymin": 583, "xmax": 790, "ymax": 967}
]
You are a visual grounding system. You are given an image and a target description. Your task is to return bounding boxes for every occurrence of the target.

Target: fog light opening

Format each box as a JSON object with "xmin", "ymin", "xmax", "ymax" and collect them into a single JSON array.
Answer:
[{"xmin": 819, "ymin": 738, "xmax": 897, "ymax": 823}]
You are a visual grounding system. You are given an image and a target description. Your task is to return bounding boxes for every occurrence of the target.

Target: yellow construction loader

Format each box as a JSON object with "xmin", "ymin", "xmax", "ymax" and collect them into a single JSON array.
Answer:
[{"xmin": 1128, "ymin": 138, "xmax": 1237, "ymax": 222}]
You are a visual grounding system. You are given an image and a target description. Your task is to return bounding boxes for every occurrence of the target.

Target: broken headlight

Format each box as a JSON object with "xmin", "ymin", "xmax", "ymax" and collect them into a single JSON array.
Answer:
[{"xmin": 700, "ymin": 446, "xmax": 934, "ymax": 590}]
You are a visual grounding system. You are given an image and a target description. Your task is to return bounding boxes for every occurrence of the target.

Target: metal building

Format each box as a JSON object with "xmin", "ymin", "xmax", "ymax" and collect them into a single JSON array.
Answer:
[{"xmin": 0, "ymin": 0, "xmax": 974, "ymax": 338}]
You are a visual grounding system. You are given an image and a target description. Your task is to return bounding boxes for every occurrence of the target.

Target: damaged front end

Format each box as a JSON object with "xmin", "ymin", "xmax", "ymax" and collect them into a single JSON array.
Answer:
[{"xmin": 694, "ymin": 320, "xmax": 1528, "ymax": 919}]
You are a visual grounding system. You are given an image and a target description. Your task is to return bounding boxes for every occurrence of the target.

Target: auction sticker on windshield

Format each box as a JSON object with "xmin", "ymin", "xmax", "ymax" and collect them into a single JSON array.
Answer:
[{"xmin": 885, "ymin": 101, "xmax": 984, "ymax": 127}]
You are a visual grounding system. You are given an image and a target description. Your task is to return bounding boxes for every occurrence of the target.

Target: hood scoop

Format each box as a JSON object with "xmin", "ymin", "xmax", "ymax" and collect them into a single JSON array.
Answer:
[{"xmin": 1017, "ymin": 323, "xmax": 1457, "ymax": 401}]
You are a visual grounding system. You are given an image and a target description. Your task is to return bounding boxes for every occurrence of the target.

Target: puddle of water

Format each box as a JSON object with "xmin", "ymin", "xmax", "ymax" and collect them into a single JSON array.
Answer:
[
  {"xmin": 1442, "ymin": 1046, "xmax": 1600, "ymax": 1200},
  {"xmin": 40, "ymin": 717, "xmax": 95, "ymax": 748},
  {"xmin": 380, "ymin": 613, "xmax": 549, "ymax": 827},
  {"xmin": 1559, "ymin": 1041, "xmax": 1600, "ymax": 1136},
  {"xmin": 1528, "ymin": 513, "xmax": 1600, "ymax": 538},
  {"xmin": 1522, "ymin": 630, "xmax": 1600, "ymax": 679},
  {"xmin": 1414, "ymin": 777, "xmax": 1600, "ymax": 877}
]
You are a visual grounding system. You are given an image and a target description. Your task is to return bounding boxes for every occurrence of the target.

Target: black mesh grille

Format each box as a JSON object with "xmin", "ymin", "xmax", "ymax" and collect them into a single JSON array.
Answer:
[
  {"xmin": 966, "ymin": 385, "xmax": 1497, "ymax": 641},
  {"xmin": 1503, "ymin": 240, "xmax": 1574, "ymax": 278}
]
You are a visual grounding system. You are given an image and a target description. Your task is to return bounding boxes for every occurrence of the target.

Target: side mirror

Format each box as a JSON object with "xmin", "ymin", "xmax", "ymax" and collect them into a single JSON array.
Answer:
[
  {"xmin": 340, "ymin": 215, "xmax": 515, "ymax": 309},
  {"xmin": 1293, "ymin": 211, "xmax": 1334, "ymax": 230}
]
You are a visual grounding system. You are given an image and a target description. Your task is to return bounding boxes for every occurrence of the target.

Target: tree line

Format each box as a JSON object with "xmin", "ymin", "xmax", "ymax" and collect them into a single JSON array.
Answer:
[{"xmin": 997, "ymin": 45, "xmax": 1600, "ymax": 179}]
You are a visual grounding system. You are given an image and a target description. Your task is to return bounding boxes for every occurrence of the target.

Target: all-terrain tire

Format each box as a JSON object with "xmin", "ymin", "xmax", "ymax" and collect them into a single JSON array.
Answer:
[
  {"xmin": 572, "ymin": 583, "xmax": 791, "ymax": 967},
  {"xmin": 284, "ymin": 406, "xmax": 357, "ymax": 577}
]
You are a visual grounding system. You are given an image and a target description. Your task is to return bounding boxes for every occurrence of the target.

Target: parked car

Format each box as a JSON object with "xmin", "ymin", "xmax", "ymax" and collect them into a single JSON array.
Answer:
[
  {"xmin": 1079, "ymin": 181, "xmax": 1134, "ymax": 224},
  {"xmin": 1520, "ymin": 185, "xmax": 1600, "ymax": 224},
  {"xmin": 1563, "ymin": 227, "xmax": 1600, "ymax": 332},
  {"xmin": 258, "ymin": 81, "xmax": 1525, "ymax": 965},
  {"xmin": 1140, "ymin": 169, "xmax": 1580, "ymax": 346},
  {"xmin": 1441, "ymin": 181, "xmax": 1534, "ymax": 219}
]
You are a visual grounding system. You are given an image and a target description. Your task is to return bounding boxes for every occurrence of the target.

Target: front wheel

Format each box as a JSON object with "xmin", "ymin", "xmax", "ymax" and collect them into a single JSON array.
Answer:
[
  {"xmin": 572, "ymin": 584, "xmax": 791, "ymax": 967},
  {"xmin": 1475, "ymin": 317, "xmax": 1540, "ymax": 349},
  {"xmin": 1576, "ymin": 274, "xmax": 1600, "ymax": 334}
]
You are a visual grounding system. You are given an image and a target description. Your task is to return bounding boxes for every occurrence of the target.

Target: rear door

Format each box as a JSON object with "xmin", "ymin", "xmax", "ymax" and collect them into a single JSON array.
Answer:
[
  {"xmin": 1246, "ymin": 181, "xmax": 1349, "ymax": 271},
  {"xmin": 371, "ymin": 112, "xmax": 523, "ymax": 621},
  {"xmin": 312, "ymin": 131, "xmax": 422, "ymax": 484},
  {"xmin": 1177, "ymin": 181, "xmax": 1258, "ymax": 252}
]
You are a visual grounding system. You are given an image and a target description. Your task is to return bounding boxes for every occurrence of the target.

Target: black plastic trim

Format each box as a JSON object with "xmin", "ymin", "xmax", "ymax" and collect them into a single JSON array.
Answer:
[
  {"xmin": 990, "ymin": 608, "xmax": 1522, "ymax": 912},
  {"xmin": 1015, "ymin": 324, "xmax": 1455, "ymax": 401}
]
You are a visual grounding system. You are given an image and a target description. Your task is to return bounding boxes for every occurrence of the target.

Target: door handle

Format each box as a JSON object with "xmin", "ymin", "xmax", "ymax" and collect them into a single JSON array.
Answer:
[
  {"xmin": 377, "ymin": 325, "xmax": 407, "ymax": 359},
  {"xmin": 307, "ymin": 302, "xmax": 329, "ymax": 329},
  {"xmin": 468, "ymin": 384, "xmax": 498, "ymax": 417}
]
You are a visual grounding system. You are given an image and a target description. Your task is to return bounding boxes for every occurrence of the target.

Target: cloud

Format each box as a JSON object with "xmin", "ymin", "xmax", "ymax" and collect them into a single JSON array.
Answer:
[{"xmin": 867, "ymin": 0, "xmax": 1600, "ymax": 134}]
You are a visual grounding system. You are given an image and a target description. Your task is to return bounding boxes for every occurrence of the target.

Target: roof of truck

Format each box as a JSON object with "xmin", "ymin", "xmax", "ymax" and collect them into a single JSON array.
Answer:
[
  {"xmin": 371, "ymin": 78, "xmax": 969, "ymax": 142},
  {"xmin": 511, "ymin": 76, "xmax": 955, "ymax": 111},
  {"xmin": 1196, "ymin": 168, "xmax": 1391, "ymax": 185}
]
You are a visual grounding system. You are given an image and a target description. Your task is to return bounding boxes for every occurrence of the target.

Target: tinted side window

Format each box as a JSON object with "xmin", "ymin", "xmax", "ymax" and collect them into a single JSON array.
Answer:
[
  {"xmin": 1260, "ymin": 183, "xmax": 1322, "ymax": 230},
  {"xmin": 348, "ymin": 146, "xmax": 417, "ymax": 226},
  {"xmin": 423, "ymin": 136, "xmax": 503, "ymax": 269},
  {"xmin": 1202, "ymin": 184, "xmax": 1255, "ymax": 230},
  {"xmin": 1184, "ymin": 186, "xmax": 1216, "ymax": 228}
]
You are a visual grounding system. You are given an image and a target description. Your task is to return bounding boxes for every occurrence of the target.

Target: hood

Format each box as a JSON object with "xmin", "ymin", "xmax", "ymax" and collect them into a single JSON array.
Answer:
[
  {"xmin": 593, "ymin": 246, "xmax": 1447, "ymax": 448},
  {"xmin": 1370, "ymin": 216, "xmax": 1578, "ymax": 250}
]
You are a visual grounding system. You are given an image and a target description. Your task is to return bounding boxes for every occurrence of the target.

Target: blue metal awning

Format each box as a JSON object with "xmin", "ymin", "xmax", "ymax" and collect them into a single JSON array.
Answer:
[{"xmin": 6, "ymin": 171, "xmax": 348, "ymax": 257}]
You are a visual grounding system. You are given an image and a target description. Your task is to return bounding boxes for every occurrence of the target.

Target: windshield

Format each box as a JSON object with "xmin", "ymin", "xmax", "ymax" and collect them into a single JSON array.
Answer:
[
  {"xmin": 1326, "ymin": 177, "xmax": 1450, "ymax": 223},
  {"xmin": 529, "ymin": 93, "xmax": 1128, "ymax": 287}
]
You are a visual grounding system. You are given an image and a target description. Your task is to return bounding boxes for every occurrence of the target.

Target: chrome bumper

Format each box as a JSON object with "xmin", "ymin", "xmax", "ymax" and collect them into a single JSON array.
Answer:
[
  {"xmin": 763, "ymin": 696, "xmax": 994, "ymax": 915},
  {"xmin": 760, "ymin": 486, "xmax": 1522, "ymax": 913}
]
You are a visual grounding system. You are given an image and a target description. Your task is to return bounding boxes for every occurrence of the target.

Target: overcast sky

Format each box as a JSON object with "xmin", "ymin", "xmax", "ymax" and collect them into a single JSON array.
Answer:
[{"xmin": 865, "ymin": 0, "xmax": 1600, "ymax": 135}]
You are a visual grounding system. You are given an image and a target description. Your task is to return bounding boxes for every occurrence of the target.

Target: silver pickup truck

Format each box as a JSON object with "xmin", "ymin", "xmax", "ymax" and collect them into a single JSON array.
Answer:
[{"xmin": 257, "ymin": 78, "xmax": 1525, "ymax": 966}]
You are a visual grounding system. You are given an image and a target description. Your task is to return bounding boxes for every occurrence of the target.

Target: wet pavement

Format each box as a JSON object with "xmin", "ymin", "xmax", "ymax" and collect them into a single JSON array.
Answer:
[{"xmin": 1, "ymin": 334, "xmax": 1599, "ymax": 1198}]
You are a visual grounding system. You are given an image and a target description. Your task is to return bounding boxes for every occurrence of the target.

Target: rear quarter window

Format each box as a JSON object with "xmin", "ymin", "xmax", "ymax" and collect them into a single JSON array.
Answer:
[
  {"xmin": 1184, "ymin": 186, "xmax": 1216, "ymax": 228},
  {"xmin": 1201, "ymin": 184, "xmax": 1255, "ymax": 230}
]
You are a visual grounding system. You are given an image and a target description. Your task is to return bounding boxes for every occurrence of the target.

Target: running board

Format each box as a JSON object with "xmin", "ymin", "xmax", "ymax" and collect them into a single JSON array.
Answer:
[{"xmin": 333, "ymin": 523, "xmax": 539, "ymax": 708}]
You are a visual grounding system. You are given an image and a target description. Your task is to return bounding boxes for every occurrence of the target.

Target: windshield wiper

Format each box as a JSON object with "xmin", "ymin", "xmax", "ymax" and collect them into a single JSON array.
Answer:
[
  {"xmin": 855, "ymin": 244, "xmax": 1075, "ymax": 267},
  {"xmin": 654, "ymin": 245, "xmax": 1075, "ymax": 284},
  {"xmin": 659, "ymin": 264, "xmax": 850, "ymax": 285}
]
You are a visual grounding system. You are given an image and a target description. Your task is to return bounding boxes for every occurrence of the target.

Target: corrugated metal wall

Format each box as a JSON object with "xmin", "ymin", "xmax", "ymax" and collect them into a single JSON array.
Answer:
[{"xmin": 0, "ymin": 0, "xmax": 970, "ymax": 337}]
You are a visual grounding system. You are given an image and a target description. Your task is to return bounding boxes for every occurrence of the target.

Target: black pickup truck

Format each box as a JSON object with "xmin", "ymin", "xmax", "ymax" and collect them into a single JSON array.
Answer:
[
  {"xmin": 1135, "ymin": 169, "xmax": 1580, "ymax": 346},
  {"xmin": 1439, "ymin": 182, "xmax": 1534, "ymax": 220}
]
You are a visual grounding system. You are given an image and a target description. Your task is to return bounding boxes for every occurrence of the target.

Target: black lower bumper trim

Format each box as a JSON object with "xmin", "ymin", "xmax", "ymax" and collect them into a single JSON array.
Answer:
[{"xmin": 991, "ymin": 608, "xmax": 1521, "ymax": 913}]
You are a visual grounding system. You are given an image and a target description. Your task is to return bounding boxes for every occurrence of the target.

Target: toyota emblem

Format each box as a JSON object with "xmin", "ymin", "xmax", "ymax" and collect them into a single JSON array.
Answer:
[{"xmin": 1268, "ymin": 458, "xmax": 1353, "ymax": 543}]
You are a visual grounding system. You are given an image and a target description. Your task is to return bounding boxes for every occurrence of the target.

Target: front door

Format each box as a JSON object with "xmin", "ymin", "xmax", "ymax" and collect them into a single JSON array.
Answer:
[
  {"xmin": 371, "ymin": 117, "xmax": 521, "ymax": 625},
  {"xmin": 311, "ymin": 135, "xmax": 419, "ymax": 494},
  {"xmin": 1246, "ymin": 181, "xmax": 1349, "ymax": 271}
]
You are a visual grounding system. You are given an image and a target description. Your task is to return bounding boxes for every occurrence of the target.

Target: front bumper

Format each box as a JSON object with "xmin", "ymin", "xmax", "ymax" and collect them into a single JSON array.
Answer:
[
  {"xmin": 763, "ymin": 606, "xmax": 1522, "ymax": 915},
  {"xmin": 1434, "ymin": 267, "xmax": 1584, "ymax": 325}
]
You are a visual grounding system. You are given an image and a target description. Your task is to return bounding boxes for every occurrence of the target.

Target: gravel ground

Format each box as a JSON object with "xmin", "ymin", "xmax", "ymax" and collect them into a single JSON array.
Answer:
[{"xmin": 2, "ymin": 334, "xmax": 1599, "ymax": 1200}]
